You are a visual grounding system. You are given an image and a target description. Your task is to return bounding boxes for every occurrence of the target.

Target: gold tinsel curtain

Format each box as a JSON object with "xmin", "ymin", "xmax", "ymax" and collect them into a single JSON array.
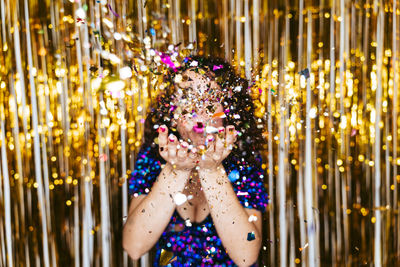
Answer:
[{"xmin": 0, "ymin": 0, "xmax": 399, "ymax": 266}]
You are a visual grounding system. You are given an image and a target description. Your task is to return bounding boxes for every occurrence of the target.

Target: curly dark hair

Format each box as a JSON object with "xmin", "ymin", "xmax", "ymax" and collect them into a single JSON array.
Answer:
[{"xmin": 142, "ymin": 55, "xmax": 266, "ymax": 164}]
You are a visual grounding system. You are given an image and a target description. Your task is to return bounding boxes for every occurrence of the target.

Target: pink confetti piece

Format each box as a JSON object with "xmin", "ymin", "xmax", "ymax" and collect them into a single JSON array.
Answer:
[
  {"xmin": 159, "ymin": 52, "xmax": 178, "ymax": 72},
  {"xmin": 351, "ymin": 129, "xmax": 357, "ymax": 136},
  {"xmin": 212, "ymin": 64, "xmax": 224, "ymax": 71},
  {"xmin": 107, "ymin": 4, "xmax": 120, "ymax": 17},
  {"xmin": 99, "ymin": 154, "xmax": 108, "ymax": 162}
]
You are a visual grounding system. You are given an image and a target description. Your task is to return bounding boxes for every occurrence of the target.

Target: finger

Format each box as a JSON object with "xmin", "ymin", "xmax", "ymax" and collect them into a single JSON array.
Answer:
[
  {"xmin": 222, "ymin": 125, "xmax": 236, "ymax": 159},
  {"xmin": 206, "ymin": 135, "xmax": 215, "ymax": 154},
  {"xmin": 158, "ymin": 125, "xmax": 168, "ymax": 146},
  {"xmin": 214, "ymin": 127, "xmax": 225, "ymax": 159},
  {"xmin": 189, "ymin": 147, "xmax": 198, "ymax": 161},
  {"xmin": 177, "ymin": 141, "xmax": 188, "ymax": 159},
  {"xmin": 158, "ymin": 125, "xmax": 169, "ymax": 158},
  {"xmin": 168, "ymin": 134, "xmax": 178, "ymax": 163},
  {"xmin": 198, "ymin": 145, "xmax": 207, "ymax": 160},
  {"xmin": 225, "ymin": 125, "xmax": 236, "ymax": 146}
]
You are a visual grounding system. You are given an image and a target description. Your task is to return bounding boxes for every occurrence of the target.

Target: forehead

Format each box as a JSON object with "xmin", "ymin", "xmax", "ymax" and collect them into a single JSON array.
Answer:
[
  {"xmin": 172, "ymin": 68, "xmax": 224, "ymax": 108},
  {"xmin": 176, "ymin": 69, "xmax": 220, "ymax": 89}
]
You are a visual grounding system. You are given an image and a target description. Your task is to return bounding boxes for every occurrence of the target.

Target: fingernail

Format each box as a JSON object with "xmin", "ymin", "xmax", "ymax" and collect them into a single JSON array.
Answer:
[
  {"xmin": 181, "ymin": 142, "xmax": 188, "ymax": 148},
  {"xmin": 218, "ymin": 127, "xmax": 225, "ymax": 133},
  {"xmin": 207, "ymin": 135, "xmax": 214, "ymax": 142},
  {"xmin": 160, "ymin": 125, "xmax": 166, "ymax": 132},
  {"xmin": 228, "ymin": 126, "xmax": 235, "ymax": 133},
  {"xmin": 169, "ymin": 134, "xmax": 175, "ymax": 142}
]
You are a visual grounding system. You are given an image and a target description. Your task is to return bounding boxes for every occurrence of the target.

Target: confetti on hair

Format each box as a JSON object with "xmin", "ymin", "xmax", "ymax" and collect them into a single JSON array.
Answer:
[
  {"xmin": 159, "ymin": 52, "xmax": 179, "ymax": 72},
  {"xmin": 212, "ymin": 111, "xmax": 226, "ymax": 119},
  {"xmin": 212, "ymin": 64, "xmax": 224, "ymax": 71}
]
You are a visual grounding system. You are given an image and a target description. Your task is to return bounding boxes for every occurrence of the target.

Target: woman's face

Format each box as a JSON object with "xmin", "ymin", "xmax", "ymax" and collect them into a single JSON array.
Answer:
[{"xmin": 172, "ymin": 69, "xmax": 225, "ymax": 146}]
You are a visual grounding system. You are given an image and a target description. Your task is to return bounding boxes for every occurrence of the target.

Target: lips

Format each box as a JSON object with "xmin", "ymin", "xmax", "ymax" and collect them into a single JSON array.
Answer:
[{"xmin": 193, "ymin": 122, "xmax": 204, "ymax": 133}]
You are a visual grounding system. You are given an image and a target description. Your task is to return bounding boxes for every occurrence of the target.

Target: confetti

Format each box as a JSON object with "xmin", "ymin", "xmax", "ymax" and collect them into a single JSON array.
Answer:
[
  {"xmin": 159, "ymin": 52, "xmax": 178, "ymax": 71},
  {"xmin": 248, "ymin": 214, "xmax": 258, "ymax": 222},
  {"xmin": 99, "ymin": 154, "xmax": 108, "ymax": 162},
  {"xmin": 247, "ymin": 231, "xmax": 256, "ymax": 241},
  {"xmin": 107, "ymin": 4, "xmax": 120, "ymax": 17},
  {"xmin": 212, "ymin": 64, "xmax": 224, "ymax": 71},
  {"xmin": 119, "ymin": 66, "xmax": 132, "ymax": 79},
  {"xmin": 228, "ymin": 170, "xmax": 240, "ymax": 182},
  {"xmin": 205, "ymin": 126, "xmax": 218, "ymax": 134},
  {"xmin": 159, "ymin": 249, "xmax": 176, "ymax": 266},
  {"xmin": 211, "ymin": 111, "xmax": 226, "ymax": 119},
  {"xmin": 299, "ymin": 243, "xmax": 309, "ymax": 251},
  {"xmin": 298, "ymin": 68, "xmax": 310, "ymax": 78},
  {"xmin": 173, "ymin": 193, "xmax": 187, "ymax": 206}
]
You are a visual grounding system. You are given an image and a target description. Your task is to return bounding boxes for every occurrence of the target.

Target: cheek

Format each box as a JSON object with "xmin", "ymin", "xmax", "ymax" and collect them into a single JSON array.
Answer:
[
  {"xmin": 177, "ymin": 118, "xmax": 194, "ymax": 135},
  {"xmin": 210, "ymin": 118, "xmax": 224, "ymax": 128}
]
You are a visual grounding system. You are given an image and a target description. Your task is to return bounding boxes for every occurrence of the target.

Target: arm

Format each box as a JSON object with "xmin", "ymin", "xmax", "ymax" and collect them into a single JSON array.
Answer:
[
  {"xmin": 196, "ymin": 125, "xmax": 263, "ymax": 266},
  {"xmin": 123, "ymin": 125, "xmax": 198, "ymax": 260},
  {"xmin": 198, "ymin": 166, "xmax": 262, "ymax": 266},
  {"xmin": 122, "ymin": 163, "xmax": 190, "ymax": 260}
]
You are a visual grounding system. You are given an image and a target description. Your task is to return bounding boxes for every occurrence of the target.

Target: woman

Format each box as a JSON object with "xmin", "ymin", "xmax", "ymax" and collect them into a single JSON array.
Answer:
[{"xmin": 123, "ymin": 55, "xmax": 268, "ymax": 266}]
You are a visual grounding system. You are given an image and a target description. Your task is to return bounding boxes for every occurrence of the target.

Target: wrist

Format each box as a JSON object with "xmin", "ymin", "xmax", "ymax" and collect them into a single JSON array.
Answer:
[
  {"xmin": 165, "ymin": 162, "xmax": 192, "ymax": 175},
  {"xmin": 198, "ymin": 164, "xmax": 225, "ymax": 174}
]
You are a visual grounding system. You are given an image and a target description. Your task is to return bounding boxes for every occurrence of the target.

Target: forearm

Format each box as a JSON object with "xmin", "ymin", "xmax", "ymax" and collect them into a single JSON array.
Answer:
[
  {"xmin": 199, "ymin": 166, "xmax": 261, "ymax": 266},
  {"xmin": 123, "ymin": 164, "xmax": 190, "ymax": 258}
]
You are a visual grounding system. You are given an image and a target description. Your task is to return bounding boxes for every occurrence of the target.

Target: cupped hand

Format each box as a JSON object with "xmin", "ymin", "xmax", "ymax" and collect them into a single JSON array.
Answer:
[
  {"xmin": 158, "ymin": 125, "xmax": 199, "ymax": 172},
  {"xmin": 196, "ymin": 125, "xmax": 237, "ymax": 171}
]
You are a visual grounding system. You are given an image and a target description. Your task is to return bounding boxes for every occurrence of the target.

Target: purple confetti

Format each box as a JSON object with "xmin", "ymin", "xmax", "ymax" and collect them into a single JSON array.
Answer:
[{"xmin": 108, "ymin": 4, "xmax": 120, "ymax": 17}]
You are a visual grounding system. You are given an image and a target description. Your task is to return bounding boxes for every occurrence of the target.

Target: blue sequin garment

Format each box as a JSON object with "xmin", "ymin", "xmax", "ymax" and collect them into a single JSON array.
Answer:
[{"xmin": 128, "ymin": 145, "xmax": 269, "ymax": 266}]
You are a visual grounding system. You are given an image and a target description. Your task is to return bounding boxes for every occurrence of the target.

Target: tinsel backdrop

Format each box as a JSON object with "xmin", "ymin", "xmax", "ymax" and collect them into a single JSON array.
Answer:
[{"xmin": 0, "ymin": 0, "xmax": 399, "ymax": 266}]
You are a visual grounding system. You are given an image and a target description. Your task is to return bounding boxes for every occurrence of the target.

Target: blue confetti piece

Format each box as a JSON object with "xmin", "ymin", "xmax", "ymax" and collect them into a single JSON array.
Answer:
[
  {"xmin": 247, "ymin": 232, "xmax": 255, "ymax": 241},
  {"xmin": 298, "ymin": 68, "xmax": 310, "ymax": 79},
  {"xmin": 149, "ymin": 28, "xmax": 156, "ymax": 36},
  {"xmin": 228, "ymin": 169, "xmax": 240, "ymax": 182}
]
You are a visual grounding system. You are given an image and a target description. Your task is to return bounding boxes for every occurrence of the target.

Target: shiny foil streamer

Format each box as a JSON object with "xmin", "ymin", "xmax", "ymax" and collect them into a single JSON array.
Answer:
[{"xmin": 0, "ymin": 0, "xmax": 399, "ymax": 266}]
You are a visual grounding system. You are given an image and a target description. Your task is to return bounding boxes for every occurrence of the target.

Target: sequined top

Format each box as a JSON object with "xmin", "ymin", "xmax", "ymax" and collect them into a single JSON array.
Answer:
[{"xmin": 128, "ymin": 145, "xmax": 269, "ymax": 266}]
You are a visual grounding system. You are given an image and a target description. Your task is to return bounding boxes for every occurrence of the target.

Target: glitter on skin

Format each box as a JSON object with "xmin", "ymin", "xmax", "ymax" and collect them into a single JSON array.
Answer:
[{"xmin": 128, "ymin": 145, "xmax": 268, "ymax": 266}]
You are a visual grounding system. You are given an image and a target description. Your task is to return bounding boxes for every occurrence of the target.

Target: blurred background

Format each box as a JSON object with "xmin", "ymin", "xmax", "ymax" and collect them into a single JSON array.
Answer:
[{"xmin": 0, "ymin": 0, "xmax": 399, "ymax": 266}]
